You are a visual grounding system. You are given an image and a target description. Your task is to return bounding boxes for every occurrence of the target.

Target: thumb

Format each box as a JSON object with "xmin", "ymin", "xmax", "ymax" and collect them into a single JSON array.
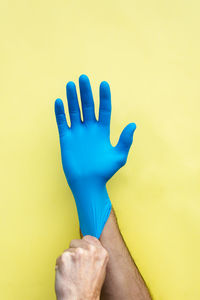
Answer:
[{"xmin": 116, "ymin": 123, "xmax": 136, "ymax": 154}]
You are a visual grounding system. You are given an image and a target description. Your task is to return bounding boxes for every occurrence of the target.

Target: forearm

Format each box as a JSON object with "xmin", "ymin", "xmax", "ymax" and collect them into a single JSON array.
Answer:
[{"xmin": 99, "ymin": 209, "xmax": 152, "ymax": 300}]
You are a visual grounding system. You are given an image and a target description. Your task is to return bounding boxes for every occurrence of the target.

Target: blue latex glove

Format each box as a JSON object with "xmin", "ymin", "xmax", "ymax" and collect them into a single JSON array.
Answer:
[{"xmin": 54, "ymin": 74, "xmax": 136, "ymax": 238}]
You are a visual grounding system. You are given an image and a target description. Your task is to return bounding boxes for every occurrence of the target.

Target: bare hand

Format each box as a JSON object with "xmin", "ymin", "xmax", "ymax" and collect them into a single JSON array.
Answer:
[{"xmin": 55, "ymin": 235, "xmax": 109, "ymax": 300}]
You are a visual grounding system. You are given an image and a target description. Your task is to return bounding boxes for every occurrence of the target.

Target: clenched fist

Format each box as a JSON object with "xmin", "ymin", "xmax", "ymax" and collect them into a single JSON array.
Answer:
[{"xmin": 55, "ymin": 235, "xmax": 109, "ymax": 300}]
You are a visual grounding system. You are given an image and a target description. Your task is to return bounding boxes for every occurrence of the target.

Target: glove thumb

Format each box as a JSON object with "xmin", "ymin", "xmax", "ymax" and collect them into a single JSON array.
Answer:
[{"xmin": 116, "ymin": 123, "xmax": 136, "ymax": 154}]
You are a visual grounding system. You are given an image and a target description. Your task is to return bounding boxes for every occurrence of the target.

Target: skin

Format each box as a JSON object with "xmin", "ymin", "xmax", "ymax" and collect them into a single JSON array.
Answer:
[
  {"xmin": 55, "ymin": 235, "xmax": 109, "ymax": 300},
  {"xmin": 99, "ymin": 209, "xmax": 152, "ymax": 300}
]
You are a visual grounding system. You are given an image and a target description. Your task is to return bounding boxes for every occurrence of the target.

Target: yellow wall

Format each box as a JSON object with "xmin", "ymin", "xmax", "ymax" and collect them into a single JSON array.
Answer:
[{"xmin": 1, "ymin": 1, "xmax": 200, "ymax": 299}]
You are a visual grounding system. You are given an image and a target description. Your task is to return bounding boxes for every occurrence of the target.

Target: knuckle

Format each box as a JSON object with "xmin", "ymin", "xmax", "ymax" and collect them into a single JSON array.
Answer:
[
  {"xmin": 88, "ymin": 244, "xmax": 96, "ymax": 254},
  {"xmin": 60, "ymin": 251, "xmax": 70, "ymax": 263},
  {"xmin": 100, "ymin": 247, "xmax": 109, "ymax": 260},
  {"xmin": 60, "ymin": 253, "xmax": 66, "ymax": 263},
  {"xmin": 75, "ymin": 247, "xmax": 85, "ymax": 257}
]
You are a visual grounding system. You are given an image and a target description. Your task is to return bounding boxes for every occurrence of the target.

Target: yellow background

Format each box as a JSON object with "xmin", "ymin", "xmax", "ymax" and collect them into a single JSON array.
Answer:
[{"xmin": 1, "ymin": 0, "xmax": 200, "ymax": 299}]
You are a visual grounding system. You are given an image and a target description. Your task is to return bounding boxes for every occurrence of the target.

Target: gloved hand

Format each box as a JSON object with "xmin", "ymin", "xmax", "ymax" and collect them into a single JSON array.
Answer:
[{"xmin": 54, "ymin": 74, "xmax": 136, "ymax": 238}]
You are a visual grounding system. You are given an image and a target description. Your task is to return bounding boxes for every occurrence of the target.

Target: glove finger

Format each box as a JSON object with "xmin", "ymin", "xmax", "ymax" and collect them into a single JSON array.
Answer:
[
  {"xmin": 79, "ymin": 74, "xmax": 96, "ymax": 123},
  {"xmin": 66, "ymin": 81, "xmax": 81, "ymax": 126},
  {"xmin": 54, "ymin": 98, "xmax": 69, "ymax": 137},
  {"xmin": 116, "ymin": 123, "xmax": 136, "ymax": 154},
  {"xmin": 99, "ymin": 81, "xmax": 111, "ymax": 128}
]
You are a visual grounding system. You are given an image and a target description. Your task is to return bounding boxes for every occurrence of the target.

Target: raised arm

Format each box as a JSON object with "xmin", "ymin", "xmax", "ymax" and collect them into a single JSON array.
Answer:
[
  {"xmin": 54, "ymin": 74, "xmax": 136, "ymax": 238},
  {"xmin": 54, "ymin": 74, "xmax": 151, "ymax": 299}
]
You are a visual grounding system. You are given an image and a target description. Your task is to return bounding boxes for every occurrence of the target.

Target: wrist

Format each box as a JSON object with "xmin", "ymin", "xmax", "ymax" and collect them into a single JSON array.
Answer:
[
  {"xmin": 70, "ymin": 178, "xmax": 112, "ymax": 238},
  {"xmin": 69, "ymin": 177, "xmax": 106, "ymax": 194}
]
